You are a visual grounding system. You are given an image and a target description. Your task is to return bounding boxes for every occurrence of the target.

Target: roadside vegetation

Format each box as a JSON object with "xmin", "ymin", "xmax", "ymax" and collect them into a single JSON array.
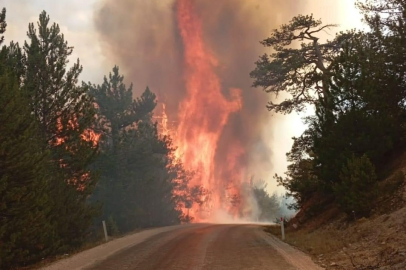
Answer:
[
  {"xmin": 0, "ymin": 9, "xmax": 204, "ymax": 269},
  {"xmin": 256, "ymin": 0, "xmax": 406, "ymax": 268},
  {"xmin": 251, "ymin": 0, "xmax": 406, "ymax": 219},
  {"xmin": 0, "ymin": 7, "xmax": 280, "ymax": 269},
  {"xmin": 2, "ymin": 0, "xmax": 406, "ymax": 268}
]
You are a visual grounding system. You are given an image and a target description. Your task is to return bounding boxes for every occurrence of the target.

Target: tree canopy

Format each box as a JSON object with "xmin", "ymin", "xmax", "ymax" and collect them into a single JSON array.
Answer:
[
  {"xmin": 0, "ymin": 9, "xmax": 198, "ymax": 269},
  {"xmin": 254, "ymin": 0, "xmax": 406, "ymax": 217}
]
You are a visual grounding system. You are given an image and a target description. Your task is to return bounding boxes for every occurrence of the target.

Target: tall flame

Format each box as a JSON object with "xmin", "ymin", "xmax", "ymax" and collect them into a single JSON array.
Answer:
[{"xmin": 175, "ymin": 0, "xmax": 243, "ymax": 221}]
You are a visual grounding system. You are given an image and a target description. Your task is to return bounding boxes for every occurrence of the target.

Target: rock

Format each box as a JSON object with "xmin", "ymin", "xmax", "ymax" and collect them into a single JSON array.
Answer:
[{"xmin": 330, "ymin": 262, "xmax": 337, "ymax": 266}]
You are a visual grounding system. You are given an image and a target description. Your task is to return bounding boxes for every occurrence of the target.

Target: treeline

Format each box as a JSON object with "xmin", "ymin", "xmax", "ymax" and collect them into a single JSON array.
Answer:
[
  {"xmin": 252, "ymin": 180, "xmax": 286, "ymax": 221},
  {"xmin": 88, "ymin": 67, "xmax": 195, "ymax": 232},
  {"xmin": 251, "ymin": 0, "xmax": 406, "ymax": 217},
  {"xmin": 0, "ymin": 10, "xmax": 194, "ymax": 269}
]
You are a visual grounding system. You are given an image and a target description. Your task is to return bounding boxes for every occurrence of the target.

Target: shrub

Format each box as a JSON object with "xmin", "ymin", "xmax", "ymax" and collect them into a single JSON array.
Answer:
[{"xmin": 334, "ymin": 155, "xmax": 378, "ymax": 217}]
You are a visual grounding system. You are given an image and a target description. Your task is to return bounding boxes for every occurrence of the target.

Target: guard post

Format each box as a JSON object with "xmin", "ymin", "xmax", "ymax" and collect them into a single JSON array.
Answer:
[
  {"xmin": 102, "ymin": 220, "xmax": 109, "ymax": 242},
  {"xmin": 281, "ymin": 217, "xmax": 285, "ymax": 240}
]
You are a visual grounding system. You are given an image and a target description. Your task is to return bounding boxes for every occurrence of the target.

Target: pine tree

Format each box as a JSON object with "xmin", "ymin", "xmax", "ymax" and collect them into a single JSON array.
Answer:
[
  {"xmin": 0, "ymin": 8, "xmax": 6, "ymax": 45},
  {"xmin": 0, "ymin": 64, "xmax": 55, "ymax": 269},
  {"xmin": 264, "ymin": 1, "xmax": 406, "ymax": 217},
  {"xmin": 88, "ymin": 66, "xmax": 156, "ymax": 153},
  {"xmin": 334, "ymin": 155, "xmax": 378, "ymax": 216},
  {"xmin": 23, "ymin": 11, "xmax": 99, "ymax": 247},
  {"xmin": 89, "ymin": 67, "xmax": 184, "ymax": 231},
  {"xmin": 1, "ymin": 41, "xmax": 25, "ymax": 84}
]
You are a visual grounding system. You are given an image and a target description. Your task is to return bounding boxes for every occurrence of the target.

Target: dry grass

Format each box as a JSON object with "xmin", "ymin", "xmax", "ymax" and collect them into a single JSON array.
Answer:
[
  {"xmin": 264, "ymin": 206, "xmax": 406, "ymax": 270},
  {"xmin": 265, "ymin": 225, "xmax": 344, "ymax": 256},
  {"xmin": 263, "ymin": 156, "xmax": 406, "ymax": 269}
]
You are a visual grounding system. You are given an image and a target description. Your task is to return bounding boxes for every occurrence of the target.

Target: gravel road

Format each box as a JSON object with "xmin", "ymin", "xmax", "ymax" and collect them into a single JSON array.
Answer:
[{"xmin": 42, "ymin": 224, "xmax": 323, "ymax": 270}]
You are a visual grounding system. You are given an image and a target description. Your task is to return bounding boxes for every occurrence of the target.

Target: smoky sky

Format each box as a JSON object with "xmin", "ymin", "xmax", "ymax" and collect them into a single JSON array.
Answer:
[{"xmin": 94, "ymin": 0, "xmax": 307, "ymax": 185}]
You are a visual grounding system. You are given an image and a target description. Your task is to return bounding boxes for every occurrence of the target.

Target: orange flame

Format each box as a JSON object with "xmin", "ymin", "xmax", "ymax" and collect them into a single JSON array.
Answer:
[
  {"xmin": 175, "ymin": 0, "xmax": 243, "ymax": 221},
  {"xmin": 53, "ymin": 115, "xmax": 100, "ymax": 192},
  {"xmin": 81, "ymin": 129, "xmax": 101, "ymax": 147},
  {"xmin": 155, "ymin": 102, "xmax": 170, "ymax": 137},
  {"xmin": 161, "ymin": 103, "xmax": 169, "ymax": 136},
  {"xmin": 54, "ymin": 116, "xmax": 100, "ymax": 148}
]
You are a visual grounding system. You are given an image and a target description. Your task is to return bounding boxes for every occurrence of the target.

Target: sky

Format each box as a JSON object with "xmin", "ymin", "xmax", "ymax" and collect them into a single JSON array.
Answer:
[
  {"xmin": 1, "ymin": 0, "xmax": 113, "ymax": 83},
  {"xmin": 1, "ymin": 0, "xmax": 364, "ymax": 195}
]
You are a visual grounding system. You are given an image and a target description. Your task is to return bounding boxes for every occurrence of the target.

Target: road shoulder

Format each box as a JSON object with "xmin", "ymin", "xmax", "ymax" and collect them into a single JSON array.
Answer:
[
  {"xmin": 40, "ymin": 225, "xmax": 190, "ymax": 270},
  {"xmin": 259, "ymin": 227, "xmax": 324, "ymax": 270}
]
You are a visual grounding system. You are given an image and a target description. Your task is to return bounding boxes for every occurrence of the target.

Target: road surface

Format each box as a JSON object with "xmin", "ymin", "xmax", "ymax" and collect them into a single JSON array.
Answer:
[{"xmin": 81, "ymin": 224, "xmax": 322, "ymax": 270}]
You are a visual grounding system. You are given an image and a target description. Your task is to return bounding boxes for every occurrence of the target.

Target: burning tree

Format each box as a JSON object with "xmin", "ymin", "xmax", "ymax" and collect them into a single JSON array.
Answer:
[
  {"xmin": 22, "ymin": 11, "xmax": 99, "ymax": 248},
  {"xmin": 89, "ymin": 66, "xmax": 196, "ymax": 231},
  {"xmin": 0, "ymin": 9, "xmax": 99, "ymax": 267}
]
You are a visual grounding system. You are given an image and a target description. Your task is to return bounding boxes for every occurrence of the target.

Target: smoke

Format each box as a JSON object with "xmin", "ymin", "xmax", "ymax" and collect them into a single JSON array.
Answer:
[{"xmin": 94, "ymin": 0, "xmax": 353, "ymax": 221}]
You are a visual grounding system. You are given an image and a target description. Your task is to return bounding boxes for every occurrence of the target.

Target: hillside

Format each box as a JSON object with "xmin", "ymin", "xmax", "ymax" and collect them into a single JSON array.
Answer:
[{"xmin": 267, "ymin": 162, "xmax": 406, "ymax": 269}]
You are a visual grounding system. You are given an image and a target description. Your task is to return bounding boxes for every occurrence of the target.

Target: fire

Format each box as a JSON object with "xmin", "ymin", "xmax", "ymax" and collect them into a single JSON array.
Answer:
[
  {"xmin": 161, "ymin": 103, "xmax": 169, "ymax": 136},
  {"xmin": 53, "ymin": 116, "xmax": 99, "ymax": 191},
  {"xmin": 54, "ymin": 115, "xmax": 100, "ymax": 148},
  {"xmin": 175, "ymin": 0, "xmax": 243, "ymax": 221},
  {"xmin": 81, "ymin": 129, "xmax": 101, "ymax": 147},
  {"xmin": 155, "ymin": 102, "xmax": 170, "ymax": 137}
]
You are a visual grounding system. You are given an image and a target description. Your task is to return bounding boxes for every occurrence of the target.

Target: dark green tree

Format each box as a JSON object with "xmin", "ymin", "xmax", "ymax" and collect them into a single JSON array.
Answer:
[
  {"xmin": 314, "ymin": 14, "xmax": 406, "ymax": 183},
  {"xmin": 1, "ymin": 41, "xmax": 25, "ymax": 83},
  {"xmin": 117, "ymin": 122, "xmax": 181, "ymax": 229},
  {"xmin": 257, "ymin": 1, "xmax": 406, "ymax": 217},
  {"xmin": 0, "ymin": 52, "xmax": 55, "ymax": 269},
  {"xmin": 249, "ymin": 14, "xmax": 350, "ymax": 114},
  {"xmin": 0, "ymin": 8, "xmax": 6, "ymax": 45},
  {"xmin": 88, "ymin": 66, "xmax": 156, "ymax": 154},
  {"xmin": 23, "ymin": 11, "xmax": 99, "ymax": 247},
  {"xmin": 1, "ymin": 8, "xmax": 101, "ymax": 268},
  {"xmin": 334, "ymin": 155, "xmax": 378, "ymax": 216},
  {"xmin": 275, "ymin": 126, "xmax": 320, "ymax": 209},
  {"xmin": 89, "ymin": 67, "xmax": 184, "ymax": 232}
]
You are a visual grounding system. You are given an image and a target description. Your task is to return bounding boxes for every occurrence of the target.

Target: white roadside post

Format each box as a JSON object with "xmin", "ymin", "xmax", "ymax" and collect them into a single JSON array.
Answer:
[
  {"xmin": 102, "ymin": 220, "xmax": 109, "ymax": 242},
  {"xmin": 281, "ymin": 217, "xmax": 285, "ymax": 241}
]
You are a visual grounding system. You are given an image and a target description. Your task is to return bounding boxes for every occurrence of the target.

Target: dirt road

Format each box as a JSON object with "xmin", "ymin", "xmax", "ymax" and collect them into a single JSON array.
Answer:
[
  {"xmin": 79, "ymin": 224, "xmax": 322, "ymax": 270},
  {"xmin": 42, "ymin": 224, "xmax": 321, "ymax": 270}
]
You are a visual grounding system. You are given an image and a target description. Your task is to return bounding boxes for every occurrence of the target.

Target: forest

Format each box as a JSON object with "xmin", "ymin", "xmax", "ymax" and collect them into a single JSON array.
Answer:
[
  {"xmin": 0, "ymin": 7, "xmax": 281, "ymax": 269},
  {"xmin": 1, "ymin": 0, "xmax": 405, "ymax": 268},
  {"xmin": 251, "ymin": 0, "xmax": 406, "ymax": 217}
]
